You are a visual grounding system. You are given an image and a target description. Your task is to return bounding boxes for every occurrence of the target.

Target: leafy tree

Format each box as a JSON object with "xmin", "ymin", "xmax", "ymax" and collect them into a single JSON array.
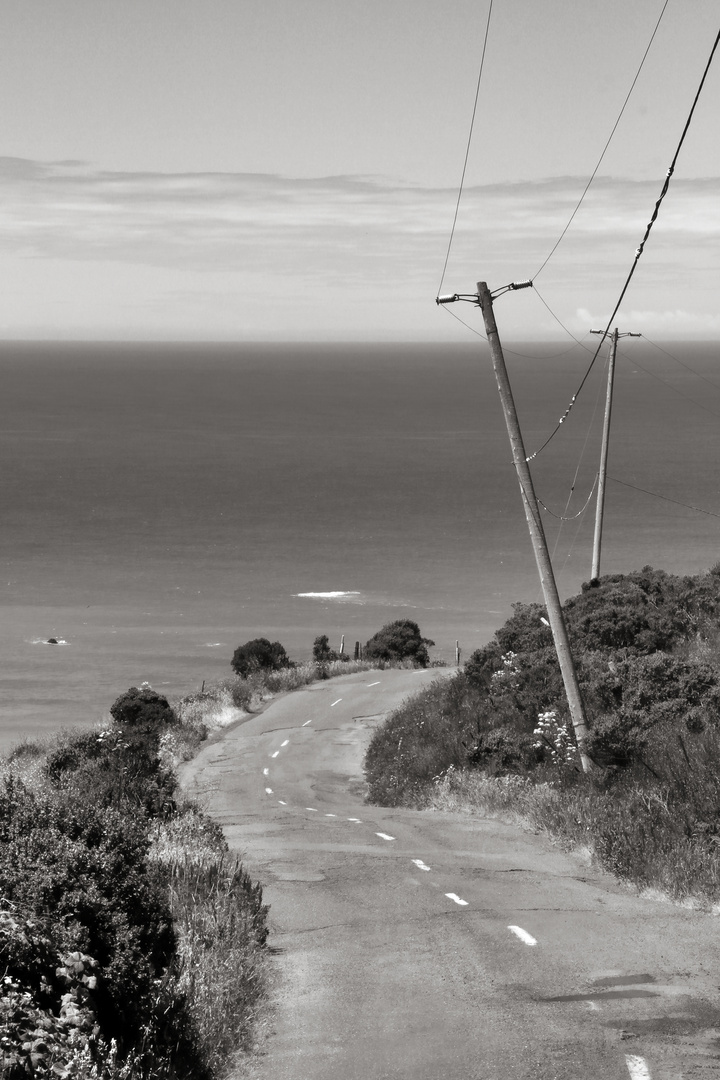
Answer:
[
  {"xmin": 231, "ymin": 637, "xmax": 290, "ymax": 678},
  {"xmin": 364, "ymin": 620, "xmax": 435, "ymax": 668},
  {"xmin": 313, "ymin": 634, "xmax": 336, "ymax": 662},
  {"xmin": 110, "ymin": 686, "xmax": 176, "ymax": 729}
]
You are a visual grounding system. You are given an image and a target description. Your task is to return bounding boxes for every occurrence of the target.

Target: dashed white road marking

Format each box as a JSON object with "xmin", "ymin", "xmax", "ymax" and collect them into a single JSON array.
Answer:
[
  {"xmin": 625, "ymin": 1055, "xmax": 652, "ymax": 1080},
  {"xmin": 263, "ymin": 767, "xmax": 269, "ymax": 775},
  {"xmin": 281, "ymin": 739, "xmax": 289, "ymax": 747},
  {"xmin": 271, "ymin": 751, "xmax": 280, "ymax": 758},
  {"xmin": 330, "ymin": 698, "xmax": 342, "ymax": 707},
  {"xmin": 325, "ymin": 813, "xmax": 336, "ymax": 817},
  {"xmin": 265, "ymin": 787, "xmax": 273, "ymax": 794},
  {"xmin": 445, "ymin": 893, "xmax": 469, "ymax": 906},
  {"xmin": 306, "ymin": 807, "xmax": 319, "ymax": 812},
  {"xmin": 302, "ymin": 718, "xmax": 313, "ymax": 726},
  {"xmin": 508, "ymin": 925, "xmax": 537, "ymax": 946},
  {"xmin": 278, "ymin": 800, "xmax": 287, "ymax": 805},
  {"xmin": 367, "ymin": 681, "xmax": 380, "ymax": 686},
  {"xmin": 348, "ymin": 817, "xmax": 362, "ymax": 823},
  {"xmin": 412, "ymin": 859, "xmax": 431, "ymax": 872},
  {"xmin": 376, "ymin": 832, "xmax": 396, "ymax": 841}
]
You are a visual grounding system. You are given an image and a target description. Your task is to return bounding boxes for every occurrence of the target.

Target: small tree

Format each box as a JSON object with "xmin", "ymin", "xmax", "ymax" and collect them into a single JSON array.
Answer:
[
  {"xmin": 313, "ymin": 634, "xmax": 346, "ymax": 663},
  {"xmin": 110, "ymin": 686, "xmax": 176, "ymax": 729},
  {"xmin": 232, "ymin": 638, "xmax": 290, "ymax": 678},
  {"xmin": 364, "ymin": 620, "xmax": 434, "ymax": 668}
]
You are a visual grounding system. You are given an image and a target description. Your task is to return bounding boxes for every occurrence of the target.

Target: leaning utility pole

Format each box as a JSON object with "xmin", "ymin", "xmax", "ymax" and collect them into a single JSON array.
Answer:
[
  {"xmin": 477, "ymin": 281, "xmax": 593, "ymax": 773},
  {"xmin": 589, "ymin": 327, "xmax": 641, "ymax": 582}
]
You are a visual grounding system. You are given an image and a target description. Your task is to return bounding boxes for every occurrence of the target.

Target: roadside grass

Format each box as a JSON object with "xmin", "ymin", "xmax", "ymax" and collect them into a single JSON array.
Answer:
[
  {"xmin": 422, "ymin": 766, "xmax": 720, "ymax": 907},
  {"xmin": 149, "ymin": 812, "xmax": 269, "ymax": 1076}
]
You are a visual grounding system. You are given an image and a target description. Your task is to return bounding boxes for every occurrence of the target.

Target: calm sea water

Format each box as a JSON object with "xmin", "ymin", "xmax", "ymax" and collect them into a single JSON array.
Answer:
[{"xmin": 1, "ymin": 339, "xmax": 719, "ymax": 751}]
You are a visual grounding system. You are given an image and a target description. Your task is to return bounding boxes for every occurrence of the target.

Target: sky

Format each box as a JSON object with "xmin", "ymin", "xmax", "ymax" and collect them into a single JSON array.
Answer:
[{"xmin": 0, "ymin": 0, "xmax": 718, "ymax": 341}]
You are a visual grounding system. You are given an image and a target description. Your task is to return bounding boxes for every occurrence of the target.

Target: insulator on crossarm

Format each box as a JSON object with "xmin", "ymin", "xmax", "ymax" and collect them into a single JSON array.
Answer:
[
  {"xmin": 436, "ymin": 294, "xmax": 460, "ymax": 305},
  {"xmin": 509, "ymin": 280, "xmax": 533, "ymax": 291}
]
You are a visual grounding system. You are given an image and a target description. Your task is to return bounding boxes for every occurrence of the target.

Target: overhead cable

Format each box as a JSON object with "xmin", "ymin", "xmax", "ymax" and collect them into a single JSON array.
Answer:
[
  {"xmin": 437, "ymin": 0, "xmax": 494, "ymax": 297},
  {"xmin": 533, "ymin": 0, "xmax": 671, "ymax": 280},
  {"xmin": 527, "ymin": 26, "xmax": 720, "ymax": 462},
  {"xmin": 609, "ymin": 476, "xmax": 720, "ymax": 520}
]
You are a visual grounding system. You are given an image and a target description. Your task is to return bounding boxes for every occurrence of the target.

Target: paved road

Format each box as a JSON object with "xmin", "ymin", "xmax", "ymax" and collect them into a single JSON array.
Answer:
[{"xmin": 181, "ymin": 669, "xmax": 720, "ymax": 1080}]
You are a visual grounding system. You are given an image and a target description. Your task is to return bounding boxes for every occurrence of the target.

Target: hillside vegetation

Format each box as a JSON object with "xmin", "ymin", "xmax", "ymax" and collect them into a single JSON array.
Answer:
[
  {"xmin": 0, "ymin": 632, "xmax": 424, "ymax": 1078},
  {"xmin": 364, "ymin": 566, "xmax": 720, "ymax": 905},
  {"xmin": 0, "ymin": 684, "xmax": 269, "ymax": 1080}
]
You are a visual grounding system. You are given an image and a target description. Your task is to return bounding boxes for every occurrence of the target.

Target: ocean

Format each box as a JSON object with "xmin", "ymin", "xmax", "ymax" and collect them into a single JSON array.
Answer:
[{"xmin": 1, "ymin": 338, "xmax": 719, "ymax": 752}]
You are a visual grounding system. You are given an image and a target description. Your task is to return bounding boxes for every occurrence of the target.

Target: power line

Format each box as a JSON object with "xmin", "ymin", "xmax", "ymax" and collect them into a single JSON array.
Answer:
[
  {"xmin": 642, "ymin": 335, "xmax": 720, "ymax": 395},
  {"xmin": 618, "ymin": 346, "xmax": 720, "ymax": 423},
  {"xmin": 608, "ymin": 476, "xmax": 720, "ymax": 520},
  {"xmin": 526, "ymin": 26, "xmax": 720, "ymax": 462},
  {"xmin": 437, "ymin": 0, "xmax": 494, "ymax": 297},
  {"xmin": 539, "ymin": 475, "xmax": 598, "ymax": 521},
  {"xmin": 533, "ymin": 0, "xmax": 671, "ymax": 280},
  {"xmin": 532, "ymin": 285, "xmax": 596, "ymax": 352}
]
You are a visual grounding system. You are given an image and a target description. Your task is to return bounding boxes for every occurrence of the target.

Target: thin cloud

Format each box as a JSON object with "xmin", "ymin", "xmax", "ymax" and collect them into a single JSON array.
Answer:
[
  {"xmin": 1, "ymin": 159, "xmax": 717, "ymax": 274},
  {"xmin": 0, "ymin": 159, "xmax": 717, "ymax": 338}
]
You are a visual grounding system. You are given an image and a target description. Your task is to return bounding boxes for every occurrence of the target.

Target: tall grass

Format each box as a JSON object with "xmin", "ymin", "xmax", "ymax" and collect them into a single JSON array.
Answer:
[
  {"xmin": 422, "ymin": 766, "xmax": 720, "ymax": 906},
  {"xmin": 149, "ymin": 812, "xmax": 268, "ymax": 1075}
]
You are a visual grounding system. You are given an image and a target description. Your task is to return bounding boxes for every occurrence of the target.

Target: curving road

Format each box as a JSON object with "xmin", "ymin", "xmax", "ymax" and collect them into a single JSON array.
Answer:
[{"xmin": 182, "ymin": 669, "xmax": 720, "ymax": 1080}]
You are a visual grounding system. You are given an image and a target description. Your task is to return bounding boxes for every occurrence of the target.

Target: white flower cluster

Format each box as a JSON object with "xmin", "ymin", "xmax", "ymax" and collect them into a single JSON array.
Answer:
[
  {"xmin": 490, "ymin": 650, "xmax": 520, "ymax": 687},
  {"xmin": 533, "ymin": 709, "xmax": 579, "ymax": 766}
]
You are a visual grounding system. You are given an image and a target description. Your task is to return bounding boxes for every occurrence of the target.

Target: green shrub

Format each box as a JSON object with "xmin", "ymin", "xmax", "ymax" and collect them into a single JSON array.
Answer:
[
  {"xmin": 43, "ymin": 727, "xmax": 177, "ymax": 817},
  {"xmin": 231, "ymin": 638, "xmax": 290, "ymax": 678},
  {"xmin": 364, "ymin": 619, "xmax": 434, "ymax": 668},
  {"xmin": 0, "ymin": 776, "xmax": 176, "ymax": 1055},
  {"xmin": 110, "ymin": 686, "xmax": 177, "ymax": 729},
  {"xmin": 364, "ymin": 675, "xmax": 473, "ymax": 805}
]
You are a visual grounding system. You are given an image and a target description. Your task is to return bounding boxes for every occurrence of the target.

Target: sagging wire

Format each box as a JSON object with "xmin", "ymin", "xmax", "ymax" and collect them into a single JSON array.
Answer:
[
  {"xmin": 526, "ymin": 25, "xmax": 720, "ymax": 464},
  {"xmin": 539, "ymin": 474, "xmax": 599, "ymax": 521},
  {"xmin": 533, "ymin": 0, "xmax": 671, "ymax": 280},
  {"xmin": 437, "ymin": 0, "xmax": 494, "ymax": 298},
  {"xmin": 532, "ymin": 284, "xmax": 596, "ymax": 352}
]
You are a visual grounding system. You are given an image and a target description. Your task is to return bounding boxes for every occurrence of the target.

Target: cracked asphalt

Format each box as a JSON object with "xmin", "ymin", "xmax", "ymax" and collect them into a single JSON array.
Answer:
[{"xmin": 181, "ymin": 669, "xmax": 720, "ymax": 1080}]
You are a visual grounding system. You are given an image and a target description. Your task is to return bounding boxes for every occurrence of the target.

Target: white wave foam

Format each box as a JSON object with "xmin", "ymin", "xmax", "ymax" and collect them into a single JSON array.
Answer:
[{"xmin": 297, "ymin": 591, "xmax": 362, "ymax": 600}]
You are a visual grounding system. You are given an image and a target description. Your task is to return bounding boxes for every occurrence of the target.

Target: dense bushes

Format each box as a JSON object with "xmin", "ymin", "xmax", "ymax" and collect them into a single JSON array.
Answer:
[
  {"xmin": 364, "ymin": 565, "xmax": 720, "ymax": 903},
  {"xmin": 0, "ymin": 684, "xmax": 269, "ymax": 1079}
]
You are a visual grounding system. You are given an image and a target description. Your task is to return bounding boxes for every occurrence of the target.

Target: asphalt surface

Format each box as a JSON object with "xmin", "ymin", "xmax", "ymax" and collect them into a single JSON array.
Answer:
[{"xmin": 181, "ymin": 669, "xmax": 720, "ymax": 1080}]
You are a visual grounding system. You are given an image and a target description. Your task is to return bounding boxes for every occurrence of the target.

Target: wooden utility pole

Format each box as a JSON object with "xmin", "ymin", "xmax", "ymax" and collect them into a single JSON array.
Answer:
[
  {"xmin": 590, "ymin": 327, "xmax": 641, "ymax": 582},
  {"xmin": 477, "ymin": 282, "xmax": 593, "ymax": 773}
]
